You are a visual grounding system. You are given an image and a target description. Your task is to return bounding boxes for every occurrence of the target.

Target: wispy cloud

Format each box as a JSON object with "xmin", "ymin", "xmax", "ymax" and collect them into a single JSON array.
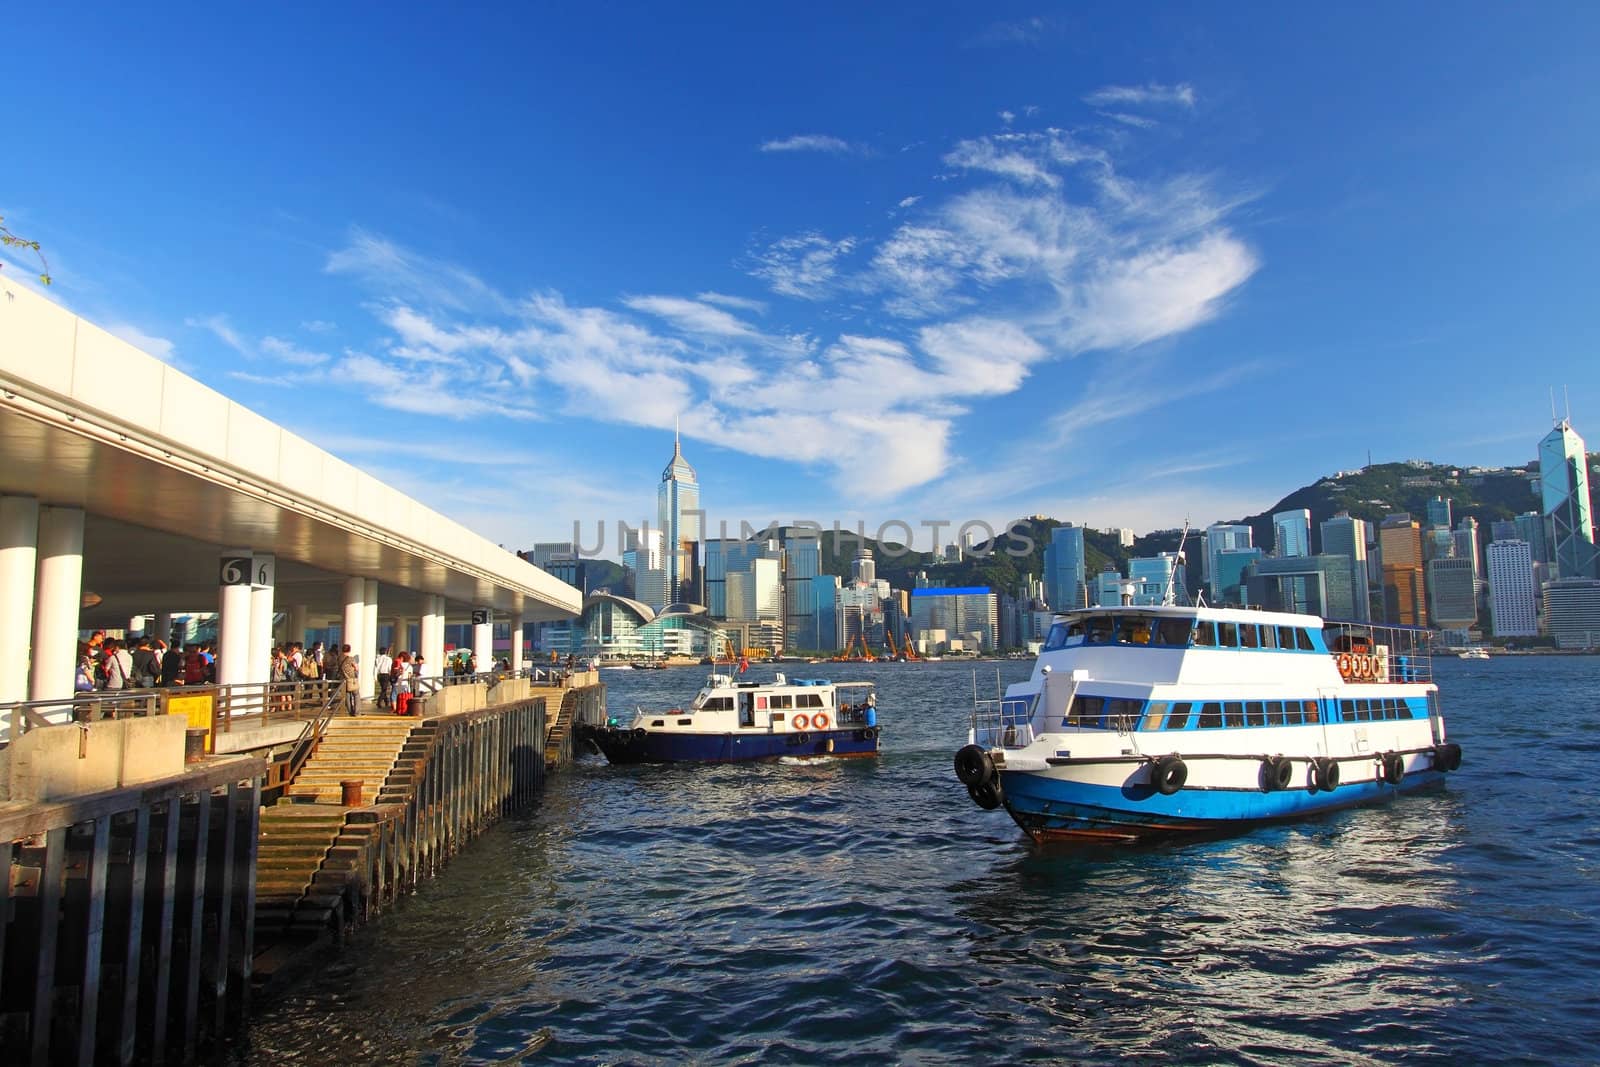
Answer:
[
  {"xmin": 106, "ymin": 323, "xmax": 176, "ymax": 362},
  {"xmin": 1084, "ymin": 82, "xmax": 1197, "ymax": 110},
  {"xmin": 747, "ymin": 232, "xmax": 857, "ymax": 299},
  {"xmin": 259, "ymin": 336, "xmax": 330, "ymax": 367},
  {"xmin": 695, "ymin": 291, "xmax": 767, "ymax": 314},
  {"xmin": 760, "ymin": 134, "xmax": 852, "ymax": 154},
  {"xmin": 973, "ymin": 16, "xmax": 1065, "ymax": 47},
  {"xmin": 1101, "ymin": 111, "xmax": 1157, "ymax": 129},
  {"xmin": 301, "ymin": 319, "xmax": 337, "ymax": 333},
  {"xmin": 186, "ymin": 313, "xmax": 250, "ymax": 356},
  {"xmin": 324, "ymin": 228, "xmax": 509, "ymax": 313}
]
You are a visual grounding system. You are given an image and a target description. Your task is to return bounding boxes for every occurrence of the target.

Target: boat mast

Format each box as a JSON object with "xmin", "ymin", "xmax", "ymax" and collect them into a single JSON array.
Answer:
[{"xmin": 1164, "ymin": 521, "xmax": 1191, "ymax": 607}]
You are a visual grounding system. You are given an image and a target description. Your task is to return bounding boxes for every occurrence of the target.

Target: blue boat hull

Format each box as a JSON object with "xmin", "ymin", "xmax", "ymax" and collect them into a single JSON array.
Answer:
[
  {"xmin": 999, "ymin": 766, "xmax": 1446, "ymax": 843},
  {"xmin": 592, "ymin": 726, "xmax": 880, "ymax": 764}
]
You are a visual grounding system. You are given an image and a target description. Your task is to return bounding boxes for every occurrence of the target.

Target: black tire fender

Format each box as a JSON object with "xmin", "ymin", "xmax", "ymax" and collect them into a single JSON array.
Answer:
[
  {"xmin": 954, "ymin": 743, "xmax": 994, "ymax": 787},
  {"xmin": 1152, "ymin": 755, "xmax": 1187, "ymax": 796}
]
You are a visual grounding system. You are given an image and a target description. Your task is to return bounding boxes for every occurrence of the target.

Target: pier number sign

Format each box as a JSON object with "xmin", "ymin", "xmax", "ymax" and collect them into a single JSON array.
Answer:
[
  {"xmin": 471, "ymin": 609, "xmax": 491, "ymax": 626},
  {"xmin": 219, "ymin": 556, "xmax": 275, "ymax": 587}
]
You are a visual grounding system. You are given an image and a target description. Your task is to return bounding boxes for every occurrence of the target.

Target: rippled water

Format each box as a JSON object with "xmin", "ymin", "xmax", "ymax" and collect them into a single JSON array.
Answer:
[{"xmin": 237, "ymin": 657, "xmax": 1600, "ymax": 1064}]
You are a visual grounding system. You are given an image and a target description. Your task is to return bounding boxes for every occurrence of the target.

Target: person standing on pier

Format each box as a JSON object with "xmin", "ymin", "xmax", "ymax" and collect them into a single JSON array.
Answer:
[
  {"xmin": 374, "ymin": 645, "xmax": 393, "ymax": 709},
  {"xmin": 340, "ymin": 644, "xmax": 359, "ymax": 715}
]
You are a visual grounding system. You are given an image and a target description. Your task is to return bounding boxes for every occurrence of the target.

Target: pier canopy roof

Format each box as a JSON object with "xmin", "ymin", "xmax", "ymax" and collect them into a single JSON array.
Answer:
[{"xmin": 0, "ymin": 282, "xmax": 580, "ymax": 626}]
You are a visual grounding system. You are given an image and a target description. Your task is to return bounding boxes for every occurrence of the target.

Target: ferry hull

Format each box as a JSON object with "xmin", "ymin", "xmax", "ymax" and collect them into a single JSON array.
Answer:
[
  {"xmin": 999, "ymin": 766, "xmax": 1445, "ymax": 843},
  {"xmin": 592, "ymin": 726, "xmax": 880, "ymax": 764}
]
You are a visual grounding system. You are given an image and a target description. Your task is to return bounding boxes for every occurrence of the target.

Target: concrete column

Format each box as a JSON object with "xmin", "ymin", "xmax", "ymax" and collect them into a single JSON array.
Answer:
[
  {"xmin": 473, "ymin": 609, "xmax": 493, "ymax": 672},
  {"xmin": 0, "ymin": 496, "xmax": 40, "ymax": 704},
  {"xmin": 154, "ymin": 611, "xmax": 175, "ymax": 646},
  {"xmin": 216, "ymin": 551, "xmax": 253, "ymax": 686},
  {"xmin": 248, "ymin": 555, "xmax": 275, "ymax": 685},
  {"xmin": 287, "ymin": 604, "xmax": 308, "ymax": 650},
  {"xmin": 29, "ymin": 506, "xmax": 85, "ymax": 703},
  {"xmin": 341, "ymin": 577, "xmax": 365, "ymax": 672},
  {"xmin": 420, "ymin": 596, "xmax": 444, "ymax": 678},
  {"xmin": 391, "ymin": 615, "xmax": 411, "ymax": 656},
  {"xmin": 361, "ymin": 579, "xmax": 379, "ymax": 707},
  {"xmin": 511, "ymin": 612, "xmax": 525, "ymax": 672}
]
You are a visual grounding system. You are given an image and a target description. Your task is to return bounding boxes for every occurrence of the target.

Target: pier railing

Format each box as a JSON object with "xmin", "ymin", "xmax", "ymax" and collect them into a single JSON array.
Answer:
[{"xmin": 0, "ymin": 680, "xmax": 346, "ymax": 748}]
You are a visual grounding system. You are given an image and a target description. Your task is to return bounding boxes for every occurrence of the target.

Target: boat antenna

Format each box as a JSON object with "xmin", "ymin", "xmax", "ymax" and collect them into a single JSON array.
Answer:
[{"xmin": 1164, "ymin": 520, "xmax": 1191, "ymax": 607}]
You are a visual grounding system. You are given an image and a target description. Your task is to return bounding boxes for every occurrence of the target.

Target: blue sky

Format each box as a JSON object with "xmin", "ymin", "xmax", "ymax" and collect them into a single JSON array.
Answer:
[{"xmin": 6, "ymin": 5, "xmax": 1599, "ymax": 557}]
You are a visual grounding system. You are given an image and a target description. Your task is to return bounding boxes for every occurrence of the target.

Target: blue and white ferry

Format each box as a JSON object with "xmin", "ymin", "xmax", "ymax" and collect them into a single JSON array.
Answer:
[
  {"xmin": 954, "ymin": 604, "xmax": 1463, "ymax": 843},
  {"xmin": 592, "ymin": 672, "xmax": 880, "ymax": 764}
]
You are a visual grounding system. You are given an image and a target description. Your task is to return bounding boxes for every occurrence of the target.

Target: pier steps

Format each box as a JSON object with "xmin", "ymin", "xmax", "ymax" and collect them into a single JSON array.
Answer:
[
  {"xmin": 286, "ymin": 716, "xmax": 419, "ymax": 805},
  {"xmin": 255, "ymin": 808, "xmax": 350, "ymax": 941}
]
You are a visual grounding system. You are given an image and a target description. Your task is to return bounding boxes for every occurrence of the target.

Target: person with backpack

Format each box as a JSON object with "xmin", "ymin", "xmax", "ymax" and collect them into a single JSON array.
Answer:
[
  {"xmin": 338, "ymin": 644, "xmax": 359, "ymax": 715},
  {"xmin": 101, "ymin": 639, "xmax": 134, "ymax": 691}
]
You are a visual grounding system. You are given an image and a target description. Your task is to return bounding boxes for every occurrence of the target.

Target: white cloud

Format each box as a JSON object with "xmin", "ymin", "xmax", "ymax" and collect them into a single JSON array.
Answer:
[
  {"xmin": 106, "ymin": 323, "xmax": 176, "ymax": 362},
  {"xmin": 695, "ymin": 291, "xmax": 767, "ymax": 314},
  {"xmin": 301, "ymin": 319, "xmax": 337, "ymax": 333},
  {"xmin": 1084, "ymin": 82, "xmax": 1197, "ymax": 110},
  {"xmin": 1102, "ymin": 111, "xmax": 1157, "ymax": 129},
  {"xmin": 186, "ymin": 313, "xmax": 250, "ymax": 356},
  {"xmin": 760, "ymin": 134, "xmax": 852, "ymax": 154},
  {"xmin": 896, "ymin": 195, "xmax": 921, "ymax": 209},
  {"xmin": 260, "ymin": 335, "xmax": 330, "ymax": 367},
  {"xmin": 325, "ymin": 229, "xmax": 508, "ymax": 313},
  {"xmin": 623, "ymin": 295, "xmax": 761, "ymax": 339},
  {"xmin": 748, "ymin": 232, "xmax": 857, "ymax": 299}
]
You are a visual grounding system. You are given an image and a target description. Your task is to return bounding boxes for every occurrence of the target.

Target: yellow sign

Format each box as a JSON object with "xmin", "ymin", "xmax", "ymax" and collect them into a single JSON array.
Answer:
[{"xmin": 167, "ymin": 692, "xmax": 215, "ymax": 751}]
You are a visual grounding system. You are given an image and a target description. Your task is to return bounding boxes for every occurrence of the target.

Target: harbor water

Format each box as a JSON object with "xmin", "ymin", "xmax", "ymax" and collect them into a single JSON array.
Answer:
[{"xmin": 237, "ymin": 657, "xmax": 1600, "ymax": 1064}]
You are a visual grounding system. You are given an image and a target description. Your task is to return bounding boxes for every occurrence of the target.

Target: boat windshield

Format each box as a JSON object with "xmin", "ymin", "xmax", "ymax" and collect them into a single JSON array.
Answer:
[{"xmin": 1046, "ymin": 614, "xmax": 1193, "ymax": 649}]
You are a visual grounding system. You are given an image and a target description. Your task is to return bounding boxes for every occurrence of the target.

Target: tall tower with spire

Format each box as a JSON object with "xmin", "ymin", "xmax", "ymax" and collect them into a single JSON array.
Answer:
[
  {"xmin": 1540, "ymin": 412, "xmax": 1598, "ymax": 580},
  {"xmin": 658, "ymin": 423, "xmax": 702, "ymax": 606}
]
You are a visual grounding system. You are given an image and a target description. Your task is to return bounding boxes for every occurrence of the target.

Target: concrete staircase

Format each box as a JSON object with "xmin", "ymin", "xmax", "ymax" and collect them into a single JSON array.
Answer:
[
  {"xmin": 536, "ymin": 686, "xmax": 574, "ymax": 769},
  {"xmin": 255, "ymin": 806, "xmax": 349, "ymax": 942},
  {"xmin": 286, "ymin": 716, "xmax": 418, "ymax": 805}
]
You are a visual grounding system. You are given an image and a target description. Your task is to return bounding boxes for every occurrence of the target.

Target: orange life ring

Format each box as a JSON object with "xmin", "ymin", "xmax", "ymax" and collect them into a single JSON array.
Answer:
[
  {"xmin": 793, "ymin": 714, "xmax": 810, "ymax": 730},
  {"xmin": 1359, "ymin": 655, "xmax": 1375, "ymax": 679},
  {"xmin": 812, "ymin": 712, "xmax": 830, "ymax": 730},
  {"xmin": 1337, "ymin": 653, "xmax": 1353, "ymax": 676}
]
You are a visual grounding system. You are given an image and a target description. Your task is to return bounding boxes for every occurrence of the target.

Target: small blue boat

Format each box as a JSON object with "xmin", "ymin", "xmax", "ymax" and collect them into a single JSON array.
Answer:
[{"xmin": 592, "ymin": 672, "xmax": 880, "ymax": 764}]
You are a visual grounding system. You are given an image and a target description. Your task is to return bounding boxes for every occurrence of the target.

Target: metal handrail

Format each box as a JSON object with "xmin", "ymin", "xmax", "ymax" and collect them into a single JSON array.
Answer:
[{"xmin": 1, "ymin": 679, "xmax": 348, "ymax": 746}]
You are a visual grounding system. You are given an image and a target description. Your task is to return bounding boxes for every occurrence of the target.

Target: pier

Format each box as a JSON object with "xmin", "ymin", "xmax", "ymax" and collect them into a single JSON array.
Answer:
[{"xmin": 0, "ymin": 281, "xmax": 603, "ymax": 1062}]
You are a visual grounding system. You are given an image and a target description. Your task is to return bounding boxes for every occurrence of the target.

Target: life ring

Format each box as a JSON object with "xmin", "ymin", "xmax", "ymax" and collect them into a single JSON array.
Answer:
[
  {"xmin": 1381, "ymin": 751, "xmax": 1405, "ymax": 785},
  {"xmin": 1314, "ymin": 756, "xmax": 1340, "ymax": 792},
  {"xmin": 860, "ymin": 727, "xmax": 877, "ymax": 742},
  {"xmin": 632, "ymin": 727, "xmax": 646, "ymax": 740},
  {"xmin": 954, "ymin": 744, "xmax": 994, "ymax": 787},
  {"xmin": 1152, "ymin": 755, "xmax": 1187, "ymax": 796},
  {"xmin": 795, "ymin": 732, "xmax": 809, "ymax": 744},
  {"xmin": 1336, "ymin": 653, "xmax": 1353, "ymax": 676},
  {"xmin": 792, "ymin": 714, "xmax": 809, "ymax": 730},
  {"xmin": 812, "ymin": 712, "xmax": 829, "ymax": 730}
]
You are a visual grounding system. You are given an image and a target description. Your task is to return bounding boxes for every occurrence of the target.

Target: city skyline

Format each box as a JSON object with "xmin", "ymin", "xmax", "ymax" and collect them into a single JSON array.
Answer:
[{"xmin": 5, "ymin": 8, "xmax": 1599, "ymax": 548}]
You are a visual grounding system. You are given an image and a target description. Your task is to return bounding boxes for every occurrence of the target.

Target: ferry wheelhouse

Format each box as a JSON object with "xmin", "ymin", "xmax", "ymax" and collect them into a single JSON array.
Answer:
[
  {"xmin": 590, "ymin": 672, "xmax": 880, "ymax": 764},
  {"xmin": 954, "ymin": 605, "xmax": 1463, "ymax": 843}
]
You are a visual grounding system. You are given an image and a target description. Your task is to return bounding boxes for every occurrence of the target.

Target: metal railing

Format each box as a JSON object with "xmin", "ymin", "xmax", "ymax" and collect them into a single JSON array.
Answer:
[{"xmin": 0, "ymin": 680, "xmax": 346, "ymax": 747}]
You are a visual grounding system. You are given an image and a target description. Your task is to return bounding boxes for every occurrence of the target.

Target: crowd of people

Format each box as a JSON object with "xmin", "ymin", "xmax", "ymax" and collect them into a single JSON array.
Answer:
[{"xmin": 73, "ymin": 631, "xmax": 513, "ymax": 717}]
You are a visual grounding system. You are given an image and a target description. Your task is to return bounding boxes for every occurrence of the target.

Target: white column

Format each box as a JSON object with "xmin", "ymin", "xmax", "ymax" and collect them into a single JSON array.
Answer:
[
  {"xmin": 420, "ymin": 595, "xmax": 444, "ymax": 678},
  {"xmin": 0, "ymin": 496, "xmax": 40, "ymax": 704},
  {"xmin": 361, "ymin": 579, "xmax": 379, "ymax": 708},
  {"xmin": 342, "ymin": 577, "xmax": 366, "ymax": 668},
  {"xmin": 511, "ymin": 612, "xmax": 525, "ymax": 672},
  {"xmin": 216, "ymin": 551, "xmax": 253, "ymax": 686},
  {"xmin": 154, "ymin": 611, "xmax": 174, "ymax": 647},
  {"xmin": 29, "ymin": 506, "xmax": 84, "ymax": 702},
  {"xmin": 288, "ymin": 604, "xmax": 308, "ymax": 650},
  {"xmin": 473, "ymin": 608, "xmax": 493, "ymax": 671},
  {"xmin": 391, "ymin": 615, "xmax": 411, "ymax": 655},
  {"xmin": 248, "ymin": 554, "xmax": 275, "ymax": 685}
]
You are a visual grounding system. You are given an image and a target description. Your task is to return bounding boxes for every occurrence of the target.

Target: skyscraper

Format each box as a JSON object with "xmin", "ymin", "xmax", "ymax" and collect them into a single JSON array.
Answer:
[
  {"xmin": 658, "ymin": 428, "xmax": 702, "ymax": 605},
  {"xmin": 1379, "ymin": 514, "xmax": 1425, "ymax": 625},
  {"xmin": 1273, "ymin": 509, "xmax": 1312, "ymax": 558},
  {"xmin": 1426, "ymin": 557, "xmax": 1477, "ymax": 632},
  {"xmin": 1205, "ymin": 523, "xmax": 1253, "ymax": 603},
  {"xmin": 1539, "ymin": 416, "xmax": 1597, "ymax": 580},
  {"xmin": 1486, "ymin": 540, "xmax": 1538, "ymax": 638},
  {"xmin": 622, "ymin": 526, "xmax": 667, "ymax": 609},
  {"xmin": 1319, "ymin": 512, "xmax": 1371, "ymax": 622},
  {"xmin": 1043, "ymin": 524, "xmax": 1086, "ymax": 610},
  {"xmin": 1425, "ymin": 495, "xmax": 1452, "ymax": 530}
]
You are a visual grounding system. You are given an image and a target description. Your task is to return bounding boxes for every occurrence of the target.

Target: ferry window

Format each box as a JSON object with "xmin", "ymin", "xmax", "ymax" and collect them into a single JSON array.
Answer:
[
  {"xmin": 1338, "ymin": 699, "xmax": 1354, "ymax": 721},
  {"xmin": 1198, "ymin": 702, "xmax": 1222, "ymax": 729},
  {"xmin": 1108, "ymin": 699, "xmax": 1140, "ymax": 729},
  {"xmin": 1086, "ymin": 617, "xmax": 1114, "ymax": 644},
  {"xmin": 1224, "ymin": 701, "xmax": 1245, "ymax": 727},
  {"xmin": 707, "ymin": 697, "xmax": 734, "ymax": 711},
  {"xmin": 770, "ymin": 694, "xmax": 793, "ymax": 710},
  {"xmin": 1157, "ymin": 618, "xmax": 1191, "ymax": 645},
  {"xmin": 1120, "ymin": 617, "xmax": 1153, "ymax": 645},
  {"xmin": 1246, "ymin": 701, "xmax": 1266, "ymax": 726},
  {"xmin": 1165, "ymin": 703, "xmax": 1194, "ymax": 730},
  {"xmin": 1219, "ymin": 623, "xmax": 1240, "ymax": 648},
  {"xmin": 1266, "ymin": 700, "xmax": 1284, "ymax": 725},
  {"xmin": 1303, "ymin": 700, "xmax": 1321, "ymax": 724},
  {"xmin": 1140, "ymin": 702, "xmax": 1169, "ymax": 731},
  {"xmin": 1043, "ymin": 622, "xmax": 1071, "ymax": 651},
  {"xmin": 1240, "ymin": 625, "xmax": 1260, "ymax": 649},
  {"xmin": 1067, "ymin": 695, "xmax": 1103, "ymax": 727},
  {"xmin": 755, "ymin": 696, "xmax": 767, "ymax": 710},
  {"xmin": 1262, "ymin": 626, "xmax": 1281, "ymax": 650},
  {"xmin": 1192, "ymin": 621, "xmax": 1216, "ymax": 647},
  {"xmin": 1277, "ymin": 626, "xmax": 1297, "ymax": 649},
  {"xmin": 803, "ymin": 693, "xmax": 825, "ymax": 708},
  {"xmin": 1295, "ymin": 629, "xmax": 1315, "ymax": 651},
  {"xmin": 1399, "ymin": 700, "xmax": 1415, "ymax": 720}
]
